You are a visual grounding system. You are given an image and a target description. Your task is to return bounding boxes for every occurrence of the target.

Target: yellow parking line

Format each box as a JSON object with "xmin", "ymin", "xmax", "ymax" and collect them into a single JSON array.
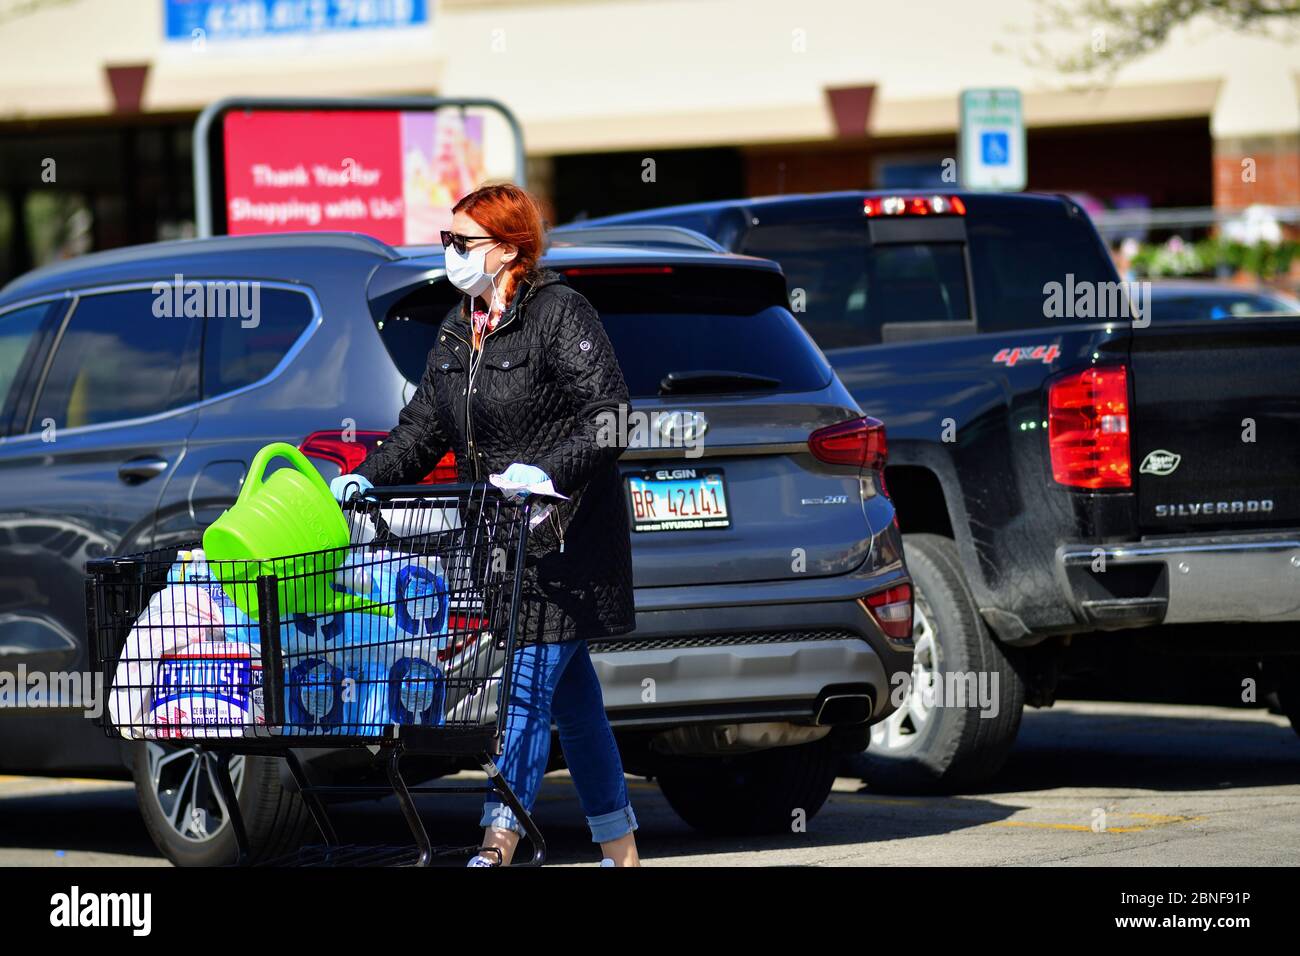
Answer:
[
  {"xmin": 1125, "ymin": 813, "xmax": 1202, "ymax": 824},
  {"xmin": 989, "ymin": 814, "xmax": 1203, "ymax": 834},
  {"xmin": 991, "ymin": 820, "xmax": 1119, "ymax": 833},
  {"xmin": 982, "ymin": 816, "xmax": 1149, "ymax": 832}
]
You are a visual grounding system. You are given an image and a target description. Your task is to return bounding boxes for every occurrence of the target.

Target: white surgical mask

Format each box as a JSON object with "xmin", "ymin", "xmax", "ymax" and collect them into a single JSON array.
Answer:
[{"xmin": 445, "ymin": 241, "xmax": 501, "ymax": 298}]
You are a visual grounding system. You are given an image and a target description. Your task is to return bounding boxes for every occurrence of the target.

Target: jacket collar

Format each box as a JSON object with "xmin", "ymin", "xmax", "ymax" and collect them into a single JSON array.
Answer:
[{"xmin": 451, "ymin": 268, "xmax": 568, "ymax": 331}]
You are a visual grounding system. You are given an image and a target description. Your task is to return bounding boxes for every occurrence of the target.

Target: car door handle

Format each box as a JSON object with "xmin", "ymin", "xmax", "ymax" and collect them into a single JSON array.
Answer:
[{"xmin": 118, "ymin": 456, "xmax": 170, "ymax": 483}]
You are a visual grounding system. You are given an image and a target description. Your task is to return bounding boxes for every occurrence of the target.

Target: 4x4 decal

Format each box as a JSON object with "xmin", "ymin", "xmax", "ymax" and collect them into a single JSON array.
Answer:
[{"xmin": 994, "ymin": 344, "xmax": 1060, "ymax": 367}]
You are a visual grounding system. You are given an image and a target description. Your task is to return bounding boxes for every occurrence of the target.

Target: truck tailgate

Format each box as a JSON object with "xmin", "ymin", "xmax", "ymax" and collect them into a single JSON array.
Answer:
[{"xmin": 1129, "ymin": 318, "xmax": 1300, "ymax": 533}]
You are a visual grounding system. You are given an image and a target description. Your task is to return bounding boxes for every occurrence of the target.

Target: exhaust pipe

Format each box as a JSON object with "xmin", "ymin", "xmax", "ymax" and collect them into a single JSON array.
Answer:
[{"xmin": 815, "ymin": 692, "xmax": 873, "ymax": 726}]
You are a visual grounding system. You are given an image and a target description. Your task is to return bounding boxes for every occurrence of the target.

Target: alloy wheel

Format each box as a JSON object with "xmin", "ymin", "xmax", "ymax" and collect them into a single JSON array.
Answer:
[{"xmin": 145, "ymin": 743, "xmax": 245, "ymax": 843}]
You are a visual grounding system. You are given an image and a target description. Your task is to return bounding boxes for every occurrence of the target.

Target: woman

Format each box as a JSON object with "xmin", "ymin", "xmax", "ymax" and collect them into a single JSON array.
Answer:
[{"xmin": 331, "ymin": 184, "xmax": 640, "ymax": 867}]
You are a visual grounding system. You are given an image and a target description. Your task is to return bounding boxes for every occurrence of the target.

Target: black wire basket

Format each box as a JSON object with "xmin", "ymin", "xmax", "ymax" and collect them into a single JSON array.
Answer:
[{"xmin": 84, "ymin": 483, "xmax": 546, "ymax": 866}]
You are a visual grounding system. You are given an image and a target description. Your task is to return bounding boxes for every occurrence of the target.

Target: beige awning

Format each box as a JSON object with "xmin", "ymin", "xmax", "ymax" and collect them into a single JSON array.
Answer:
[{"xmin": 870, "ymin": 79, "xmax": 1223, "ymax": 137}]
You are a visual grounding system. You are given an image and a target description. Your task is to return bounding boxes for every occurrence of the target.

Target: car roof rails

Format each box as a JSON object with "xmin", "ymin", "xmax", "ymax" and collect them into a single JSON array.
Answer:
[{"xmin": 548, "ymin": 223, "xmax": 727, "ymax": 253}]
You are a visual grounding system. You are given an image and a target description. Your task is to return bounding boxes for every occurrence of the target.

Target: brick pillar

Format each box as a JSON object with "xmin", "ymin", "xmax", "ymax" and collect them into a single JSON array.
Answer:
[
  {"xmin": 1213, "ymin": 133, "xmax": 1300, "ymax": 211},
  {"xmin": 105, "ymin": 63, "xmax": 150, "ymax": 115}
]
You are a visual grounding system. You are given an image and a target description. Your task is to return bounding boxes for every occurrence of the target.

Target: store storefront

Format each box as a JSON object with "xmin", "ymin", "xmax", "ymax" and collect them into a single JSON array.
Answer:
[{"xmin": 0, "ymin": 0, "xmax": 1294, "ymax": 283}]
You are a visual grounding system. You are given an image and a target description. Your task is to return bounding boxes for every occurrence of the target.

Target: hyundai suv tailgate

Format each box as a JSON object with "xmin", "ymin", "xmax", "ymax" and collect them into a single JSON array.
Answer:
[{"xmin": 564, "ymin": 263, "xmax": 882, "ymax": 588}]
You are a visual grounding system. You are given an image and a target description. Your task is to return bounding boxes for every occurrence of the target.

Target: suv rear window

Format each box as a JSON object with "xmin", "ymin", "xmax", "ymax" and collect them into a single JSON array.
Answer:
[
  {"xmin": 379, "ymin": 280, "xmax": 461, "ymax": 384},
  {"xmin": 563, "ymin": 266, "xmax": 832, "ymax": 398},
  {"xmin": 378, "ymin": 265, "xmax": 832, "ymax": 399}
]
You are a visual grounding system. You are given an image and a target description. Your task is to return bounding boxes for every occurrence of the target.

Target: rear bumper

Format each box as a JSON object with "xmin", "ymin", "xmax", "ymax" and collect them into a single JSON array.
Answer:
[
  {"xmin": 590, "ymin": 564, "xmax": 914, "ymax": 730},
  {"xmin": 1057, "ymin": 531, "xmax": 1300, "ymax": 628}
]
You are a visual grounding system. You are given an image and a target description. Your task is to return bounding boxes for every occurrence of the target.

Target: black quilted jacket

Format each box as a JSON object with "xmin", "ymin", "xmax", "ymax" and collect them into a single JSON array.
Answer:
[{"xmin": 355, "ymin": 268, "xmax": 635, "ymax": 644}]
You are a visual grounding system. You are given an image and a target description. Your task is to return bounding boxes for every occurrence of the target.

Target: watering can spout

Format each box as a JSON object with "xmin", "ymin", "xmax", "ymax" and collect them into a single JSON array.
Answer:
[{"xmin": 323, "ymin": 591, "xmax": 394, "ymax": 618}]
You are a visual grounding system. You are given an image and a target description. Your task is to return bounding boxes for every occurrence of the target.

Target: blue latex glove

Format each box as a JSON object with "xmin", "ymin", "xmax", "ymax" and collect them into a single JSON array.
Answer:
[
  {"xmin": 500, "ymin": 462, "xmax": 549, "ymax": 497},
  {"xmin": 330, "ymin": 473, "xmax": 373, "ymax": 502}
]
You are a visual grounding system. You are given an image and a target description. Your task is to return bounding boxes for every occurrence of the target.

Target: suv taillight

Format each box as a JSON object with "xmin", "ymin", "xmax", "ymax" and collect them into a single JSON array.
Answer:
[
  {"xmin": 809, "ymin": 416, "xmax": 887, "ymax": 470},
  {"xmin": 1047, "ymin": 366, "xmax": 1131, "ymax": 489},
  {"xmin": 300, "ymin": 430, "xmax": 457, "ymax": 484},
  {"xmin": 863, "ymin": 584, "xmax": 913, "ymax": 641}
]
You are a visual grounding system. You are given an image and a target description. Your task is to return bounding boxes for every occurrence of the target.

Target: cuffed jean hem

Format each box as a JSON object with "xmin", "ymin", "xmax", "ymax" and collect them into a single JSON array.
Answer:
[
  {"xmin": 480, "ymin": 803, "xmax": 522, "ymax": 835},
  {"xmin": 480, "ymin": 802, "xmax": 638, "ymax": 843},
  {"xmin": 587, "ymin": 804, "xmax": 638, "ymax": 843}
]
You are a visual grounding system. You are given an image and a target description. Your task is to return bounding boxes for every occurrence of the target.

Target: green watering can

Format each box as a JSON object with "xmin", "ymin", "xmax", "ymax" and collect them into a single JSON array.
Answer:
[{"xmin": 202, "ymin": 442, "xmax": 392, "ymax": 620}]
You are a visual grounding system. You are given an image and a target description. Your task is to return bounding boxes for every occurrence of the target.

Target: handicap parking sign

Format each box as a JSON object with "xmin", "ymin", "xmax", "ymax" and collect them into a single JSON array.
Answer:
[
  {"xmin": 960, "ymin": 89, "xmax": 1025, "ymax": 191},
  {"xmin": 981, "ymin": 131, "xmax": 1009, "ymax": 166}
]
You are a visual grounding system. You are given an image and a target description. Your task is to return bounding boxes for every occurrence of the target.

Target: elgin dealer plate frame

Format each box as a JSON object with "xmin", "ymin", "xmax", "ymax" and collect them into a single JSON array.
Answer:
[{"xmin": 626, "ymin": 467, "xmax": 732, "ymax": 533}]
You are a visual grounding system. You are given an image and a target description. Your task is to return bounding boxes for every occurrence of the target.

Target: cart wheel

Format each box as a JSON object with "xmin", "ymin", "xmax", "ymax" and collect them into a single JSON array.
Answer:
[{"xmin": 131, "ymin": 744, "xmax": 310, "ymax": 866}]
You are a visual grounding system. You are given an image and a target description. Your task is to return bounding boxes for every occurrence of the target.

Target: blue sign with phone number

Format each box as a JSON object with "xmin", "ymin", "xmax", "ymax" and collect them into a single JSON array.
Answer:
[{"xmin": 164, "ymin": 0, "xmax": 429, "ymax": 41}]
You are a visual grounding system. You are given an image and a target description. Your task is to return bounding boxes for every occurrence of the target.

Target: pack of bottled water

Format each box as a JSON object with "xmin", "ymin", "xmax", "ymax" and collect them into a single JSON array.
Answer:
[
  {"xmin": 109, "ymin": 547, "xmax": 451, "ymax": 739},
  {"xmin": 278, "ymin": 548, "xmax": 452, "ymax": 735}
]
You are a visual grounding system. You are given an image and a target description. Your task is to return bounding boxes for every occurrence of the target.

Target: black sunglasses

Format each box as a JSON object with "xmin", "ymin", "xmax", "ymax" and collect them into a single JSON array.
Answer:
[{"xmin": 440, "ymin": 230, "xmax": 495, "ymax": 256}]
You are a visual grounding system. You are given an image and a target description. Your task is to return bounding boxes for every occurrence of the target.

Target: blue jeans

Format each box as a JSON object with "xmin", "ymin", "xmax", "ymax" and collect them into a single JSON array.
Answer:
[{"xmin": 480, "ymin": 637, "xmax": 638, "ymax": 844}]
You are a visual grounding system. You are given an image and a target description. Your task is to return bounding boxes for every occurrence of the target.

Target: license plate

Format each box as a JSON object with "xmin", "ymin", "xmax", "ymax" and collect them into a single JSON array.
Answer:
[{"xmin": 626, "ymin": 469, "xmax": 730, "ymax": 532}]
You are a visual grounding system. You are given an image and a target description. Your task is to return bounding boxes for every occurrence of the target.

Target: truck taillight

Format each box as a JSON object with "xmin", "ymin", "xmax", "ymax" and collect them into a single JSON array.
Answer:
[
  {"xmin": 863, "ymin": 584, "xmax": 913, "ymax": 642},
  {"xmin": 1047, "ymin": 366, "xmax": 1131, "ymax": 489},
  {"xmin": 809, "ymin": 416, "xmax": 887, "ymax": 470},
  {"xmin": 299, "ymin": 430, "xmax": 457, "ymax": 484},
  {"xmin": 863, "ymin": 195, "xmax": 966, "ymax": 217}
]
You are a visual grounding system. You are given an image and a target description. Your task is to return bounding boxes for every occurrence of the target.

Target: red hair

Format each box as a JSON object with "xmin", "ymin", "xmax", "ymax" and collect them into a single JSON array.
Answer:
[{"xmin": 453, "ymin": 184, "xmax": 547, "ymax": 318}]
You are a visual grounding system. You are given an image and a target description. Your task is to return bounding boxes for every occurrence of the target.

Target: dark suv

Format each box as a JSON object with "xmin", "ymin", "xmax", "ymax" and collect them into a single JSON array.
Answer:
[{"xmin": 0, "ymin": 228, "xmax": 911, "ymax": 863}]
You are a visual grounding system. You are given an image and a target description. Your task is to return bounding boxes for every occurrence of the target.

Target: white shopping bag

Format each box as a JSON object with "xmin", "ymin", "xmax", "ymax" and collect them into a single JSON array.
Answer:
[
  {"xmin": 488, "ymin": 473, "xmax": 568, "ymax": 529},
  {"xmin": 108, "ymin": 579, "xmax": 225, "ymax": 736}
]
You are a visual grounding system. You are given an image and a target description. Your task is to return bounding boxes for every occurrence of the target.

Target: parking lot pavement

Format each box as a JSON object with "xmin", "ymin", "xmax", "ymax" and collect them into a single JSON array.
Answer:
[{"xmin": 1, "ymin": 700, "xmax": 1297, "ymax": 867}]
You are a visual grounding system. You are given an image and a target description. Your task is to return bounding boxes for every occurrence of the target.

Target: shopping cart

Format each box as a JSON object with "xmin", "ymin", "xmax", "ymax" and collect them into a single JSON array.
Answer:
[{"xmin": 85, "ymin": 483, "xmax": 545, "ymax": 867}]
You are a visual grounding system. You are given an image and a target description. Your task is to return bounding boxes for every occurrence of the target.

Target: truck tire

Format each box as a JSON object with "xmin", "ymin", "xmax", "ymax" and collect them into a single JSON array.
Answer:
[
  {"xmin": 845, "ymin": 533, "xmax": 1025, "ymax": 794},
  {"xmin": 131, "ymin": 743, "xmax": 311, "ymax": 866},
  {"xmin": 656, "ymin": 737, "xmax": 839, "ymax": 835}
]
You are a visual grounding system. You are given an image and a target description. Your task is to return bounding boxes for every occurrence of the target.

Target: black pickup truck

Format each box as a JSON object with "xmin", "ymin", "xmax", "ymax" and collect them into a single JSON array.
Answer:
[{"xmin": 558, "ymin": 191, "xmax": 1300, "ymax": 792}]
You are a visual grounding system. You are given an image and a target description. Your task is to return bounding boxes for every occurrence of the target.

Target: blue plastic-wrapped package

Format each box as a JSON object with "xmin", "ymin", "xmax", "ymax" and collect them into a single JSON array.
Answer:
[
  {"xmin": 276, "ymin": 549, "xmax": 452, "ymax": 736},
  {"xmin": 279, "ymin": 655, "xmax": 447, "ymax": 736},
  {"xmin": 111, "ymin": 548, "xmax": 451, "ymax": 739}
]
